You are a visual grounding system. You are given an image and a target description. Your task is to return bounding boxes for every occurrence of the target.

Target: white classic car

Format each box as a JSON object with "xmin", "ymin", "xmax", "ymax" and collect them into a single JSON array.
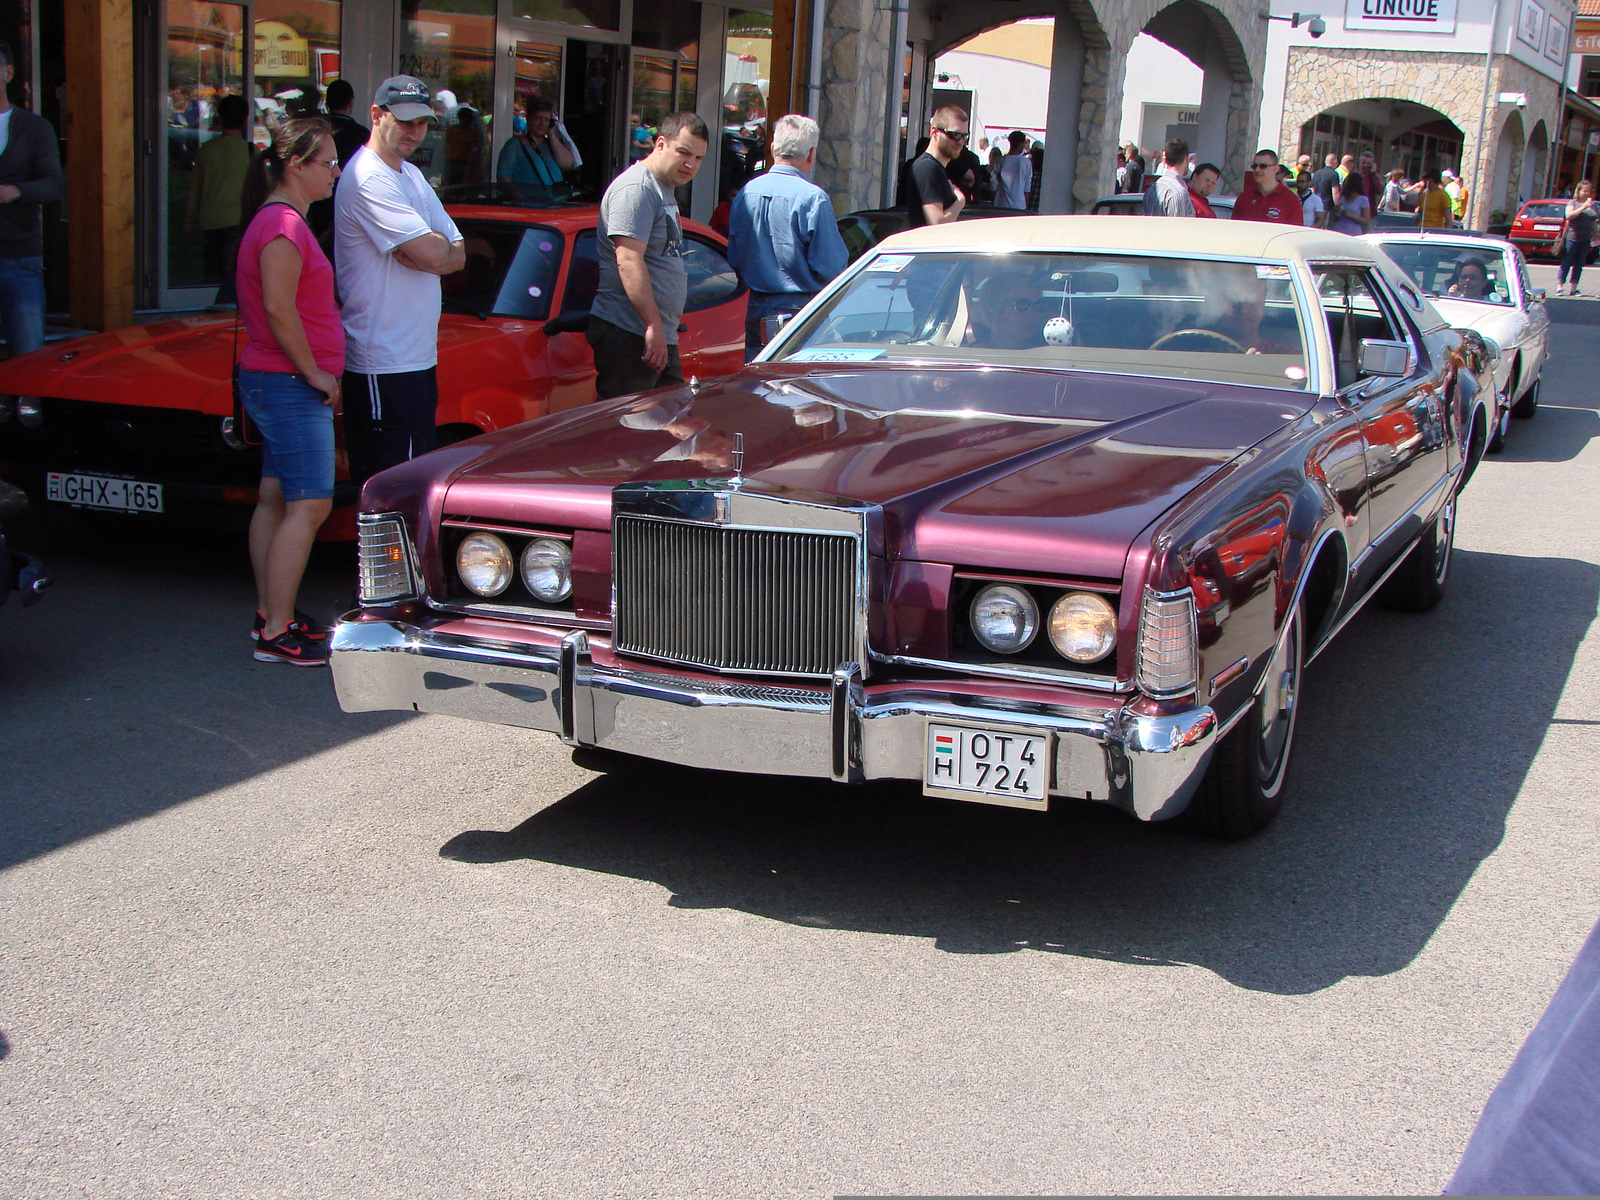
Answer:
[{"xmin": 1365, "ymin": 231, "xmax": 1549, "ymax": 451}]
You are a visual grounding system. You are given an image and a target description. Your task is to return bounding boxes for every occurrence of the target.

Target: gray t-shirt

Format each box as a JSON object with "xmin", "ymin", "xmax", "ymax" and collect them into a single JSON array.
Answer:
[{"xmin": 592, "ymin": 160, "xmax": 688, "ymax": 344}]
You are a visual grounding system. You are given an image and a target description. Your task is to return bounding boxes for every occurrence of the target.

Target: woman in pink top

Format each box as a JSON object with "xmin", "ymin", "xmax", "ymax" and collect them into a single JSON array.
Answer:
[{"xmin": 234, "ymin": 117, "xmax": 344, "ymax": 666}]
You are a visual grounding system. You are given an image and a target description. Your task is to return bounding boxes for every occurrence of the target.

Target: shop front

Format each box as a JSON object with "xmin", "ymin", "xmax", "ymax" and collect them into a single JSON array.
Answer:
[{"xmin": 8, "ymin": 0, "xmax": 775, "ymax": 318}]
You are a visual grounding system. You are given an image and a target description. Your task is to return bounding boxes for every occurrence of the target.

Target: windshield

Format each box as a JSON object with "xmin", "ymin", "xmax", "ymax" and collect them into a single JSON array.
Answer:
[
  {"xmin": 442, "ymin": 220, "xmax": 563, "ymax": 320},
  {"xmin": 1376, "ymin": 241, "xmax": 1513, "ymax": 306},
  {"xmin": 1521, "ymin": 203, "xmax": 1566, "ymax": 220},
  {"xmin": 771, "ymin": 250, "xmax": 1312, "ymax": 390}
]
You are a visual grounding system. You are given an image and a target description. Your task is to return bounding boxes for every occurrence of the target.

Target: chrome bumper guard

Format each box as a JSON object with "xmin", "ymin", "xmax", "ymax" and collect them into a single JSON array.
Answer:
[{"xmin": 329, "ymin": 617, "xmax": 1218, "ymax": 821}]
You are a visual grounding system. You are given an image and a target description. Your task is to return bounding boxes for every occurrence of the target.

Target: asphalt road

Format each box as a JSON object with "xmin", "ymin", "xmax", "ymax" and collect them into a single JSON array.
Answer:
[{"xmin": 3, "ymin": 279, "xmax": 1598, "ymax": 1197}]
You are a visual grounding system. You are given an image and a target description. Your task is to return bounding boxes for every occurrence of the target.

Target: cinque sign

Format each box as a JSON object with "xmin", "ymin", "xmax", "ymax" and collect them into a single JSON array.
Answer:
[{"xmin": 1344, "ymin": 0, "xmax": 1458, "ymax": 31}]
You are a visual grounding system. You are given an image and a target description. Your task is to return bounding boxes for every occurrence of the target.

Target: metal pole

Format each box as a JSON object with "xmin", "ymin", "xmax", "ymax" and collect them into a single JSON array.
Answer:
[
  {"xmin": 807, "ymin": 0, "xmax": 825, "ymax": 118},
  {"xmin": 1548, "ymin": 14, "xmax": 1579, "ymax": 196},
  {"xmin": 1472, "ymin": 0, "xmax": 1504, "ymax": 229},
  {"xmin": 880, "ymin": 0, "xmax": 909, "ymax": 209}
]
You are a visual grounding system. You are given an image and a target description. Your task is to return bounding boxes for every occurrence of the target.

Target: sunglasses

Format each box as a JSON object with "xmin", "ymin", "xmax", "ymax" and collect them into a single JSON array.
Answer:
[
  {"xmin": 1251, "ymin": 162, "xmax": 1277, "ymax": 171},
  {"xmin": 936, "ymin": 127, "xmax": 969, "ymax": 141}
]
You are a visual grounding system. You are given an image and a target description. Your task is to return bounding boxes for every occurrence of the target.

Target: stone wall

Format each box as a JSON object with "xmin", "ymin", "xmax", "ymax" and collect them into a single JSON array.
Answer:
[
  {"xmin": 814, "ymin": 0, "xmax": 896, "ymax": 214},
  {"xmin": 1277, "ymin": 46, "xmax": 1562, "ymax": 229}
]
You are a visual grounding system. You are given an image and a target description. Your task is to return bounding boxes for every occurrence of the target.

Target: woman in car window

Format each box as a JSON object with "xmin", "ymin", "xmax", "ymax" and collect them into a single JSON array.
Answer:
[{"xmin": 1446, "ymin": 259, "xmax": 1492, "ymax": 301}]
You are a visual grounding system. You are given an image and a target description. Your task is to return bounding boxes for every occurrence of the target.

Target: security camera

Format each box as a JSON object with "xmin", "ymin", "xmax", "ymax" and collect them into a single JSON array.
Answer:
[
  {"xmin": 1307, "ymin": 15, "xmax": 1326, "ymax": 36},
  {"xmin": 1287, "ymin": 12, "xmax": 1328, "ymax": 37}
]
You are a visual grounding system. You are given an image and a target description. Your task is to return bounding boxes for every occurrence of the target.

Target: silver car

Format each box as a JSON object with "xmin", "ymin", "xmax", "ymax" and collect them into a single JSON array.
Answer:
[{"xmin": 1365, "ymin": 232, "xmax": 1549, "ymax": 451}]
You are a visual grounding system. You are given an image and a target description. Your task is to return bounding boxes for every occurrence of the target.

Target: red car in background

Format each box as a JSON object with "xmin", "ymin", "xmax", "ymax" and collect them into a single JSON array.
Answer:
[
  {"xmin": 0, "ymin": 202, "xmax": 747, "ymax": 538},
  {"xmin": 1507, "ymin": 197, "xmax": 1596, "ymax": 261}
]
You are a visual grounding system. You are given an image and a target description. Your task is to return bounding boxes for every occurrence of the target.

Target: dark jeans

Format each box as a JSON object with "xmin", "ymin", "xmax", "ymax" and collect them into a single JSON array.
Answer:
[
  {"xmin": 203, "ymin": 226, "xmax": 239, "ymax": 306},
  {"xmin": 0, "ymin": 255, "xmax": 46, "ymax": 360},
  {"xmin": 342, "ymin": 367, "xmax": 439, "ymax": 488},
  {"xmin": 587, "ymin": 315, "xmax": 684, "ymax": 400},
  {"xmin": 744, "ymin": 294, "xmax": 810, "ymax": 362},
  {"xmin": 1558, "ymin": 236, "xmax": 1591, "ymax": 289}
]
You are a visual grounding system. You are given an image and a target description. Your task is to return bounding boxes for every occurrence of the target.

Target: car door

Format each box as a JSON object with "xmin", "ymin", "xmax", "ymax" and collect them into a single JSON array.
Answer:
[
  {"xmin": 1512, "ymin": 247, "xmax": 1550, "ymax": 376},
  {"xmin": 1313, "ymin": 264, "xmax": 1448, "ymax": 570},
  {"xmin": 546, "ymin": 230, "xmax": 602, "ymax": 413},
  {"xmin": 678, "ymin": 235, "xmax": 748, "ymax": 379}
]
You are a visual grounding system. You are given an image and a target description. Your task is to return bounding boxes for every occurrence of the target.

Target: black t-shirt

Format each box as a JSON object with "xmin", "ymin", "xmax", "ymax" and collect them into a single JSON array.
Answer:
[
  {"xmin": 1124, "ymin": 155, "xmax": 1144, "ymax": 194},
  {"xmin": 946, "ymin": 147, "xmax": 984, "ymax": 201},
  {"xmin": 1310, "ymin": 166, "xmax": 1340, "ymax": 210},
  {"xmin": 906, "ymin": 153, "xmax": 958, "ymax": 227},
  {"xmin": 330, "ymin": 112, "xmax": 371, "ymax": 167}
]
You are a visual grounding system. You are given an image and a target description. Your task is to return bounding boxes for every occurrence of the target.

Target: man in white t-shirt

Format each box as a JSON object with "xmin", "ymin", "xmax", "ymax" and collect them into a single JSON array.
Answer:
[
  {"xmin": 335, "ymin": 75, "xmax": 465, "ymax": 487},
  {"xmin": 993, "ymin": 131, "xmax": 1033, "ymax": 209}
]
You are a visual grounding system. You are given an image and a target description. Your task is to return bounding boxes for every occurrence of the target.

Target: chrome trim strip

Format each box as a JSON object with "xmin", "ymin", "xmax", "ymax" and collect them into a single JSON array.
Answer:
[
  {"xmin": 1347, "ymin": 464, "xmax": 1460, "ymax": 577},
  {"xmin": 559, "ymin": 629, "xmax": 588, "ymax": 745},
  {"xmin": 876, "ymin": 652, "xmax": 1131, "ymax": 694},
  {"xmin": 425, "ymin": 596, "xmax": 609, "ymax": 629}
]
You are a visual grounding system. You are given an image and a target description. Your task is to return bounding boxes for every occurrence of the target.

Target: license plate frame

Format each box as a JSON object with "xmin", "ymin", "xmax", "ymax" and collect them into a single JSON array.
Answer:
[
  {"xmin": 924, "ymin": 720, "xmax": 1052, "ymax": 811},
  {"xmin": 46, "ymin": 471, "xmax": 165, "ymax": 514}
]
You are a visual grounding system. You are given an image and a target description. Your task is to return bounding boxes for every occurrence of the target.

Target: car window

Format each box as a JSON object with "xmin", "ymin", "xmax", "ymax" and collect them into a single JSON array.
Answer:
[
  {"xmin": 1314, "ymin": 268, "xmax": 1408, "ymax": 390},
  {"xmin": 682, "ymin": 237, "xmax": 746, "ymax": 312},
  {"xmin": 1372, "ymin": 242, "xmax": 1511, "ymax": 306},
  {"xmin": 561, "ymin": 231, "xmax": 601, "ymax": 315},
  {"xmin": 441, "ymin": 221, "xmax": 562, "ymax": 320},
  {"xmin": 1521, "ymin": 202, "xmax": 1567, "ymax": 220},
  {"xmin": 773, "ymin": 250, "xmax": 1311, "ymax": 391}
]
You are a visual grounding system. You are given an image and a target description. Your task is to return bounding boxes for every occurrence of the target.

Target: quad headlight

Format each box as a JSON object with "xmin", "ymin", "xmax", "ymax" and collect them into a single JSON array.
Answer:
[
  {"xmin": 520, "ymin": 537, "xmax": 573, "ymax": 603},
  {"xmin": 969, "ymin": 584, "xmax": 1038, "ymax": 654},
  {"xmin": 456, "ymin": 532, "xmax": 513, "ymax": 597},
  {"xmin": 1047, "ymin": 591, "xmax": 1118, "ymax": 663}
]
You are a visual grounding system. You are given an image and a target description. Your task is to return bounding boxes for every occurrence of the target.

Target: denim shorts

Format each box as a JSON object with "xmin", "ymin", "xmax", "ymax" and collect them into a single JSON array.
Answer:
[{"xmin": 238, "ymin": 369, "xmax": 336, "ymax": 501}]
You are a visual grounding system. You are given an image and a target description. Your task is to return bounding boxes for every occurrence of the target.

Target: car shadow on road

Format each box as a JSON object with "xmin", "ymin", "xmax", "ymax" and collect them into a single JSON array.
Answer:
[
  {"xmin": 0, "ymin": 510, "xmax": 410, "ymax": 872},
  {"xmin": 1492, "ymin": 404, "xmax": 1600, "ymax": 464},
  {"xmin": 442, "ymin": 548, "xmax": 1598, "ymax": 996}
]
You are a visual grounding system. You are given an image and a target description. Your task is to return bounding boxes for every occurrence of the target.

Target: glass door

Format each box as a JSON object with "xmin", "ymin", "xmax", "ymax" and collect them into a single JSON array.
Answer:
[
  {"xmin": 564, "ymin": 40, "xmax": 627, "ymax": 198},
  {"xmin": 400, "ymin": 0, "xmax": 498, "ymax": 191},
  {"xmin": 163, "ymin": 0, "xmax": 247, "ymax": 308}
]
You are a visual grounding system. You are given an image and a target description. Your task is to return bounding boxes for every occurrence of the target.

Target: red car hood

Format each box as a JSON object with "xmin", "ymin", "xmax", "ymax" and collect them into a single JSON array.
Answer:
[
  {"xmin": 440, "ymin": 364, "xmax": 1312, "ymax": 580},
  {"xmin": 0, "ymin": 314, "xmax": 518, "ymax": 417}
]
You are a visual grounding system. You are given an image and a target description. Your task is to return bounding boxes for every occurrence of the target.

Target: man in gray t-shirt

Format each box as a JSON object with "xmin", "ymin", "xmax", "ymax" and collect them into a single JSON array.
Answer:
[{"xmin": 588, "ymin": 111, "xmax": 709, "ymax": 399}]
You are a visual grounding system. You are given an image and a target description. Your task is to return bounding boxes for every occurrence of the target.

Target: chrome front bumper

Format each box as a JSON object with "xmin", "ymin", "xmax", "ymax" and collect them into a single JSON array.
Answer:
[{"xmin": 329, "ymin": 616, "xmax": 1218, "ymax": 821}]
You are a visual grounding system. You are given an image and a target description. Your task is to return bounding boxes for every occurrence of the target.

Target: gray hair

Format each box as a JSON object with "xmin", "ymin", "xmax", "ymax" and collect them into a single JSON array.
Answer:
[{"xmin": 771, "ymin": 114, "xmax": 820, "ymax": 161}]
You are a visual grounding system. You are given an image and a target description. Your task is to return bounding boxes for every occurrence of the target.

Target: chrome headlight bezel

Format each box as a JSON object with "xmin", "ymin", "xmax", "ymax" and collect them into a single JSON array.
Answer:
[
  {"xmin": 969, "ymin": 583, "xmax": 1039, "ymax": 655},
  {"xmin": 1047, "ymin": 591, "xmax": 1118, "ymax": 663},
  {"xmin": 456, "ymin": 532, "xmax": 514, "ymax": 598},
  {"xmin": 519, "ymin": 537, "xmax": 573, "ymax": 603}
]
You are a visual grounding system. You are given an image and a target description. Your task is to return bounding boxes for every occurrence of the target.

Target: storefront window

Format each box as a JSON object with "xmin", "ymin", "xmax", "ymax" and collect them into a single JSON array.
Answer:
[
  {"xmin": 723, "ymin": 10, "xmax": 771, "ymax": 193},
  {"xmin": 166, "ymin": 0, "xmax": 246, "ymax": 290},
  {"xmin": 511, "ymin": 0, "xmax": 620, "ymax": 32},
  {"xmin": 252, "ymin": 0, "xmax": 342, "ymax": 148},
  {"xmin": 401, "ymin": 0, "xmax": 497, "ymax": 189}
]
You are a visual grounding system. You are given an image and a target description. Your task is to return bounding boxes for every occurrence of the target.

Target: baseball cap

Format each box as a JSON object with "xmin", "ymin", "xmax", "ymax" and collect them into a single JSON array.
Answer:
[
  {"xmin": 1442, "ymin": 168, "xmax": 1456, "ymax": 180},
  {"xmin": 373, "ymin": 75, "xmax": 434, "ymax": 122}
]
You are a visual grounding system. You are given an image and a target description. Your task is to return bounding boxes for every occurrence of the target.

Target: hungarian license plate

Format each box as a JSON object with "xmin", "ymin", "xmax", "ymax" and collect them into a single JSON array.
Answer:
[
  {"xmin": 46, "ymin": 472, "xmax": 164, "ymax": 513},
  {"xmin": 1534, "ymin": 223, "xmax": 1563, "ymax": 231},
  {"xmin": 924, "ymin": 721, "xmax": 1051, "ymax": 810}
]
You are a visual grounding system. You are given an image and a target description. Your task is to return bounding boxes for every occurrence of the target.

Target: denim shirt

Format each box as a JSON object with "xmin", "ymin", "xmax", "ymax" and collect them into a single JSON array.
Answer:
[{"xmin": 726, "ymin": 164, "xmax": 849, "ymax": 318}]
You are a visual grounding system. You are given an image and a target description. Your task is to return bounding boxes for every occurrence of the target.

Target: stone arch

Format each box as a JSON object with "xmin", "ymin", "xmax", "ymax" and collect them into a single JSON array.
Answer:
[
  {"xmin": 1277, "ymin": 48, "xmax": 1483, "ymax": 169},
  {"xmin": 1493, "ymin": 109, "xmax": 1526, "ymax": 214},
  {"xmin": 1132, "ymin": 0, "xmax": 1259, "ymax": 181},
  {"xmin": 1526, "ymin": 118, "xmax": 1551, "ymax": 200}
]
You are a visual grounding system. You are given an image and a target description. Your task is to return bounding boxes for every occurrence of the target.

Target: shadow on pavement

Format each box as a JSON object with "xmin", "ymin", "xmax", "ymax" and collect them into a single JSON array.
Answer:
[
  {"xmin": 442, "ymin": 548, "xmax": 1598, "ymax": 995},
  {"xmin": 0, "ymin": 510, "xmax": 409, "ymax": 872}
]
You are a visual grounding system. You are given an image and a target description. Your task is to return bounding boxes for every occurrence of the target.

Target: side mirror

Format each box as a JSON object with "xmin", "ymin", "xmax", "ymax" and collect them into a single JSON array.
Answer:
[
  {"xmin": 1533, "ymin": 288, "xmax": 1547, "ymax": 302},
  {"xmin": 541, "ymin": 309, "xmax": 590, "ymax": 336},
  {"xmin": 1358, "ymin": 338, "xmax": 1411, "ymax": 378},
  {"xmin": 760, "ymin": 312, "xmax": 795, "ymax": 343}
]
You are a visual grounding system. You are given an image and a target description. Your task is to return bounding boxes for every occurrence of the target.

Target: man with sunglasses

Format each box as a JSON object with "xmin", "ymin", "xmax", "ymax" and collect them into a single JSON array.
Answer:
[
  {"xmin": 1231, "ymin": 148, "xmax": 1303, "ymax": 226},
  {"xmin": 905, "ymin": 106, "xmax": 969, "ymax": 227}
]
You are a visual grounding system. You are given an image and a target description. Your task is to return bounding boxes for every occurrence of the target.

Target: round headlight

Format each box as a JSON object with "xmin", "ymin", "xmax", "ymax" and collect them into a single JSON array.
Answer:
[
  {"xmin": 969, "ymin": 584, "xmax": 1038, "ymax": 654},
  {"xmin": 1048, "ymin": 591, "xmax": 1118, "ymax": 663},
  {"xmin": 520, "ymin": 537, "xmax": 573, "ymax": 603},
  {"xmin": 456, "ymin": 533, "xmax": 512, "ymax": 597},
  {"xmin": 15, "ymin": 397, "xmax": 42, "ymax": 429}
]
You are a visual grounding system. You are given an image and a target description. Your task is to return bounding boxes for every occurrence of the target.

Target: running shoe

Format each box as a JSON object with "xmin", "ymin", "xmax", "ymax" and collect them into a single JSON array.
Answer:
[
  {"xmin": 253, "ymin": 626, "xmax": 329, "ymax": 667},
  {"xmin": 252, "ymin": 609, "xmax": 331, "ymax": 641}
]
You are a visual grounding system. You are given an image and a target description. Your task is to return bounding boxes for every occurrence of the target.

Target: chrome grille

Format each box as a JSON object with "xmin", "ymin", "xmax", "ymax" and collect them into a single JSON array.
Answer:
[{"xmin": 613, "ymin": 516, "xmax": 859, "ymax": 677}]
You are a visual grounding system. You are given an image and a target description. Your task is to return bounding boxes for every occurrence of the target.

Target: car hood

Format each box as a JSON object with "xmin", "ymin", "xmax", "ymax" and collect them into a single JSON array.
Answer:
[
  {"xmin": 0, "ymin": 316, "xmax": 241, "ymax": 412},
  {"xmin": 440, "ymin": 364, "xmax": 1312, "ymax": 580},
  {"xmin": 1426, "ymin": 298, "xmax": 1523, "ymax": 339}
]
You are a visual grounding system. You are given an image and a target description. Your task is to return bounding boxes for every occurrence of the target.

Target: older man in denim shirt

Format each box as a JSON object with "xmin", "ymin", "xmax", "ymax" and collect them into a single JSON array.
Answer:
[{"xmin": 727, "ymin": 114, "xmax": 848, "ymax": 360}]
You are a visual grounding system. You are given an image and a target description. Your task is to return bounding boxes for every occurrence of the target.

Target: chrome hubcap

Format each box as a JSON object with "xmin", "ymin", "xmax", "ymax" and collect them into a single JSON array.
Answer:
[{"xmin": 1258, "ymin": 623, "xmax": 1298, "ymax": 781}]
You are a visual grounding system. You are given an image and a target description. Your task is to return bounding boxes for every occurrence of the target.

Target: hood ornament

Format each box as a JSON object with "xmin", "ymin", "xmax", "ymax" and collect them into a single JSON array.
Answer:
[{"xmin": 729, "ymin": 432, "xmax": 745, "ymax": 488}]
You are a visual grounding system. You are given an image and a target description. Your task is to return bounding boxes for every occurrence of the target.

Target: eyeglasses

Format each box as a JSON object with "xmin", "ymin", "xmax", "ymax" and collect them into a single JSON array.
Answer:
[
  {"xmin": 936, "ymin": 127, "xmax": 969, "ymax": 141},
  {"xmin": 306, "ymin": 157, "xmax": 340, "ymax": 170}
]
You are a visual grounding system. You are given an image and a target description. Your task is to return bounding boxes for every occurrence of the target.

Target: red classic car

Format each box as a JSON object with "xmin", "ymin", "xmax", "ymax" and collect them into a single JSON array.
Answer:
[
  {"xmin": 329, "ymin": 217, "xmax": 1491, "ymax": 837},
  {"xmin": 0, "ymin": 203, "xmax": 747, "ymax": 538},
  {"xmin": 1506, "ymin": 198, "xmax": 1595, "ymax": 261}
]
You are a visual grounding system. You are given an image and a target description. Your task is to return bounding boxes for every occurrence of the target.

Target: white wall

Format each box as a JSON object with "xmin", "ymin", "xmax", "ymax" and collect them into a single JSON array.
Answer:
[
  {"xmin": 1118, "ymin": 34, "xmax": 1204, "ymax": 149},
  {"xmin": 933, "ymin": 50, "xmax": 1053, "ymax": 146}
]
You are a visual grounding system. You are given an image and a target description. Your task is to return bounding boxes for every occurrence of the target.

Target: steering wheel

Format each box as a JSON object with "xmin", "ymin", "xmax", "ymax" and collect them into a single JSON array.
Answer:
[{"xmin": 1148, "ymin": 328, "xmax": 1248, "ymax": 353}]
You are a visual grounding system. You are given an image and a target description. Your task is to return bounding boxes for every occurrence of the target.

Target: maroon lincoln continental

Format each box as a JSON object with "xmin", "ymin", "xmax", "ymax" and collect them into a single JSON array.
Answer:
[{"xmin": 329, "ymin": 217, "xmax": 1491, "ymax": 837}]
